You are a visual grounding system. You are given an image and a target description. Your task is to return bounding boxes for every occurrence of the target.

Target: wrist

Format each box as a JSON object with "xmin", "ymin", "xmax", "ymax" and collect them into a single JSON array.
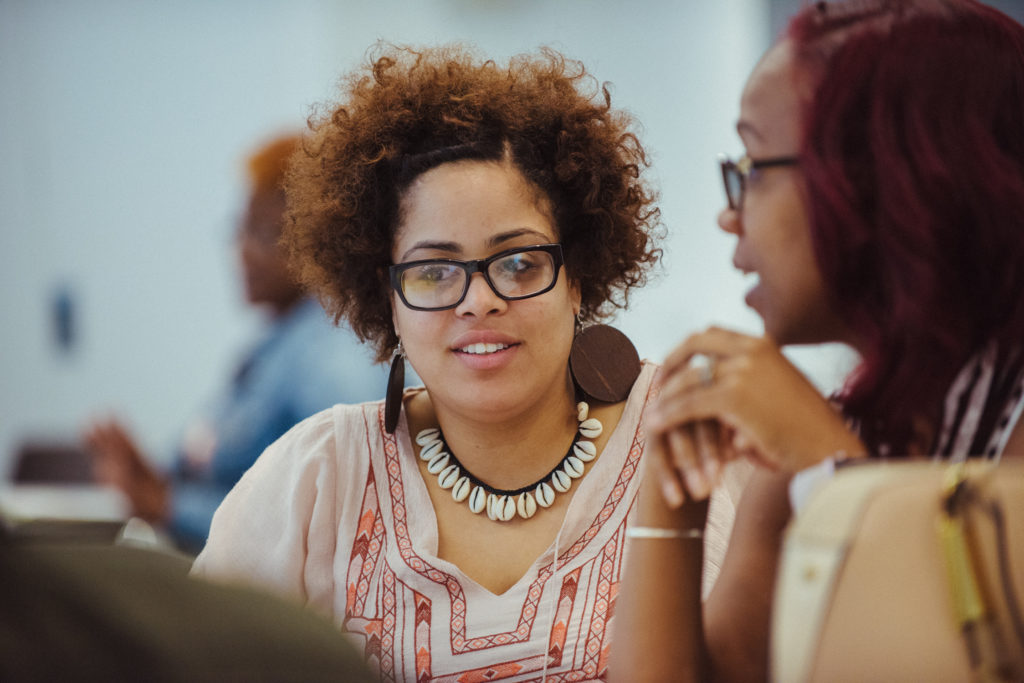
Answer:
[
  {"xmin": 637, "ymin": 471, "xmax": 709, "ymax": 530},
  {"xmin": 794, "ymin": 430, "xmax": 867, "ymax": 472}
]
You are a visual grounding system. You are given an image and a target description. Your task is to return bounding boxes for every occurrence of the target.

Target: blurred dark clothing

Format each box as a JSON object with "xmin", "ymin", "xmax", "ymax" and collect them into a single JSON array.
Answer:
[{"xmin": 0, "ymin": 520, "xmax": 374, "ymax": 682}]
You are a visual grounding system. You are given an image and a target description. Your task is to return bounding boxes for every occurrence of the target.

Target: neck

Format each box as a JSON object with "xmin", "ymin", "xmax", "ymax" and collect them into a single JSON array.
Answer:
[
  {"xmin": 425, "ymin": 374, "xmax": 578, "ymax": 491},
  {"xmin": 267, "ymin": 292, "xmax": 304, "ymax": 319}
]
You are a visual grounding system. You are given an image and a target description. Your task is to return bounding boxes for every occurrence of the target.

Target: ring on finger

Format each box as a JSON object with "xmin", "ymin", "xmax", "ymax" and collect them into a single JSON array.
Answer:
[{"xmin": 691, "ymin": 353, "xmax": 718, "ymax": 387}]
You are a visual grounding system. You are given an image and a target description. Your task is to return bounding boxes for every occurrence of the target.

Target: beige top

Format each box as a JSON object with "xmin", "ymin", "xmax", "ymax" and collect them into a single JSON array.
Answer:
[{"xmin": 193, "ymin": 361, "xmax": 742, "ymax": 682}]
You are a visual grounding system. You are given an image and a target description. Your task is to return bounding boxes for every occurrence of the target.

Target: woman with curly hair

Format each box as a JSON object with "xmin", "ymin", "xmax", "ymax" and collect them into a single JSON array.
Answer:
[
  {"xmin": 193, "ymin": 44, "xmax": 738, "ymax": 681},
  {"xmin": 613, "ymin": 1, "xmax": 1024, "ymax": 681}
]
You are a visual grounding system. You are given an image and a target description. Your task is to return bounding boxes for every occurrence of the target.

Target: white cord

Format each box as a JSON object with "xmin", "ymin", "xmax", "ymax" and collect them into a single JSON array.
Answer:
[{"xmin": 540, "ymin": 525, "xmax": 562, "ymax": 682}]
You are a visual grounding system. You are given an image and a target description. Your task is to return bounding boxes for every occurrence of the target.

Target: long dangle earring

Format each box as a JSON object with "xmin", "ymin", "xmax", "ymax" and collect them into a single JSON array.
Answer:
[
  {"xmin": 413, "ymin": 402, "xmax": 603, "ymax": 522},
  {"xmin": 384, "ymin": 340, "xmax": 405, "ymax": 434}
]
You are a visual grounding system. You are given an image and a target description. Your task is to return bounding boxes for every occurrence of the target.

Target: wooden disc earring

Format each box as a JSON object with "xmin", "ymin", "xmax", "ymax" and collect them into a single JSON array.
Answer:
[{"xmin": 569, "ymin": 320, "xmax": 641, "ymax": 404}]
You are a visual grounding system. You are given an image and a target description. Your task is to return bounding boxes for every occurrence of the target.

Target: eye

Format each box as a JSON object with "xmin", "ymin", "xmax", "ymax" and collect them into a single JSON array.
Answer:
[
  {"xmin": 406, "ymin": 263, "xmax": 461, "ymax": 287},
  {"xmin": 495, "ymin": 252, "xmax": 541, "ymax": 279},
  {"xmin": 420, "ymin": 264, "xmax": 451, "ymax": 281}
]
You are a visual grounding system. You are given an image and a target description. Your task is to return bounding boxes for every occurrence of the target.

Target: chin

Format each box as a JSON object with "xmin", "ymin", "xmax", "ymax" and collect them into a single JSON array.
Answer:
[
  {"xmin": 767, "ymin": 319, "xmax": 840, "ymax": 347},
  {"xmin": 761, "ymin": 314, "xmax": 799, "ymax": 346}
]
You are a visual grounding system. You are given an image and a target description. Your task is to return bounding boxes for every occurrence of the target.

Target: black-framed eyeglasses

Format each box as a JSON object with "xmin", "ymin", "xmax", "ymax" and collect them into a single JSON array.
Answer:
[
  {"xmin": 389, "ymin": 243, "xmax": 564, "ymax": 311},
  {"xmin": 720, "ymin": 154, "xmax": 800, "ymax": 210}
]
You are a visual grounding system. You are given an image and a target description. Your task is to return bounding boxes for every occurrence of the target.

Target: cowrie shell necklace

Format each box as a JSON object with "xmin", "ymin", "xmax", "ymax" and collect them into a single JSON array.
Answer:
[{"xmin": 414, "ymin": 401, "xmax": 603, "ymax": 522}]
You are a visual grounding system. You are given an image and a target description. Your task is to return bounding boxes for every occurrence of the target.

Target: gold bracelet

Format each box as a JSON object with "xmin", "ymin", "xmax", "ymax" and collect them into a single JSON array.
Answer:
[{"xmin": 625, "ymin": 526, "xmax": 704, "ymax": 540}]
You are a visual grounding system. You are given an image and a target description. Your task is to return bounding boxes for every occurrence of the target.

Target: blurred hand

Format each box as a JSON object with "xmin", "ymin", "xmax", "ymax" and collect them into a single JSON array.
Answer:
[
  {"xmin": 84, "ymin": 418, "xmax": 170, "ymax": 523},
  {"xmin": 646, "ymin": 326, "xmax": 865, "ymax": 503}
]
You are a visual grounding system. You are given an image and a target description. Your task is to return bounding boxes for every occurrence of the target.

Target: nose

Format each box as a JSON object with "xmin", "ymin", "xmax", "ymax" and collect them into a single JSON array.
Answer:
[
  {"xmin": 717, "ymin": 206, "xmax": 742, "ymax": 236},
  {"xmin": 454, "ymin": 272, "xmax": 507, "ymax": 317}
]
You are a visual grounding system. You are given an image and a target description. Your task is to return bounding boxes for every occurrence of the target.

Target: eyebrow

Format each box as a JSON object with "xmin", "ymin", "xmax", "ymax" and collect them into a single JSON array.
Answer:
[{"xmin": 398, "ymin": 228, "xmax": 553, "ymax": 262}]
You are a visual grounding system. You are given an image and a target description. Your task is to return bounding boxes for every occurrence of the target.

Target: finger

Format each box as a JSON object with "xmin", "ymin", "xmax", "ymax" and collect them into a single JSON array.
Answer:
[
  {"xmin": 84, "ymin": 425, "xmax": 118, "ymax": 457},
  {"xmin": 104, "ymin": 425, "xmax": 150, "ymax": 473},
  {"xmin": 666, "ymin": 425, "xmax": 711, "ymax": 500},
  {"xmin": 657, "ymin": 362, "xmax": 719, "ymax": 399},
  {"xmin": 647, "ymin": 359, "xmax": 731, "ymax": 435},
  {"xmin": 732, "ymin": 430, "xmax": 755, "ymax": 453},
  {"xmin": 647, "ymin": 383, "xmax": 730, "ymax": 434},
  {"xmin": 92, "ymin": 456, "xmax": 115, "ymax": 484},
  {"xmin": 717, "ymin": 424, "xmax": 745, "ymax": 463},
  {"xmin": 660, "ymin": 326, "xmax": 756, "ymax": 376},
  {"xmin": 648, "ymin": 432, "xmax": 686, "ymax": 508},
  {"xmin": 107, "ymin": 423, "xmax": 136, "ymax": 453},
  {"xmin": 94, "ymin": 456, "xmax": 131, "ymax": 490},
  {"xmin": 86, "ymin": 426, "xmax": 131, "ymax": 463},
  {"xmin": 693, "ymin": 419, "xmax": 722, "ymax": 488},
  {"xmin": 731, "ymin": 431, "xmax": 777, "ymax": 470}
]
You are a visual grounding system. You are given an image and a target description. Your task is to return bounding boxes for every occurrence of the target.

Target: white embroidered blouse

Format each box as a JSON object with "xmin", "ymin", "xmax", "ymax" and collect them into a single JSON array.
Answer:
[{"xmin": 193, "ymin": 362, "xmax": 741, "ymax": 682}]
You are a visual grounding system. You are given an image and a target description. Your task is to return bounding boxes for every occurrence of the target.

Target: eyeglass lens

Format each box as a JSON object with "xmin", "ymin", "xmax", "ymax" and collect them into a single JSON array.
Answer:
[
  {"xmin": 399, "ymin": 248, "xmax": 557, "ymax": 310},
  {"xmin": 724, "ymin": 165, "xmax": 743, "ymax": 210}
]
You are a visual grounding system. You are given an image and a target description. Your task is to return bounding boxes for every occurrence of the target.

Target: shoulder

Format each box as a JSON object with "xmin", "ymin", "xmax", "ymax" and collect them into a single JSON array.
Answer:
[
  {"xmin": 259, "ymin": 407, "xmax": 342, "ymax": 469},
  {"xmin": 259, "ymin": 401, "xmax": 384, "ymax": 471},
  {"xmin": 206, "ymin": 402, "xmax": 384, "ymax": 527},
  {"xmin": 193, "ymin": 402, "xmax": 386, "ymax": 590},
  {"xmin": 627, "ymin": 359, "xmax": 660, "ymax": 410},
  {"xmin": 636, "ymin": 359, "xmax": 659, "ymax": 392}
]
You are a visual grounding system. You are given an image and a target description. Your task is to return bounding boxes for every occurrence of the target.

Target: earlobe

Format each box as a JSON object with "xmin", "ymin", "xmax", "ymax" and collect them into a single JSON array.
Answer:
[{"xmin": 390, "ymin": 294, "xmax": 401, "ymax": 334}]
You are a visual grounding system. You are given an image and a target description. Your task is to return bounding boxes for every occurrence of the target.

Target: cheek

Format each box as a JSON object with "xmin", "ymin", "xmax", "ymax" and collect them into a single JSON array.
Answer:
[
  {"xmin": 395, "ymin": 313, "xmax": 444, "ymax": 378},
  {"xmin": 532, "ymin": 300, "xmax": 576, "ymax": 349},
  {"xmin": 749, "ymin": 188, "xmax": 812, "ymax": 262},
  {"xmin": 394, "ymin": 306, "xmax": 431, "ymax": 341},
  {"xmin": 266, "ymin": 254, "xmax": 293, "ymax": 279}
]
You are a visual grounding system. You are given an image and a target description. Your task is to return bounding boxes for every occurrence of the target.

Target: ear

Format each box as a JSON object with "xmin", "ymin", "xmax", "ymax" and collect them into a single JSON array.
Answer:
[
  {"xmin": 390, "ymin": 293, "xmax": 401, "ymax": 338},
  {"xmin": 569, "ymin": 277, "xmax": 582, "ymax": 317}
]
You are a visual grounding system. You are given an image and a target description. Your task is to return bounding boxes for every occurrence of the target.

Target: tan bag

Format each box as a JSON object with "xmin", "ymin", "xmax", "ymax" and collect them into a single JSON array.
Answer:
[{"xmin": 772, "ymin": 461, "xmax": 1024, "ymax": 682}]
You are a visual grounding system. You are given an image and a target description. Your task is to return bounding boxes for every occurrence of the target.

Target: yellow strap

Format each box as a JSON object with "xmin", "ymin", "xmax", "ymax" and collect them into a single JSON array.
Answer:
[
  {"xmin": 938, "ymin": 464, "xmax": 1015, "ymax": 683},
  {"xmin": 940, "ymin": 463, "xmax": 986, "ymax": 625},
  {"xmin": 939, "ymin": 513, "xmax": 987, "ymax": 624}
]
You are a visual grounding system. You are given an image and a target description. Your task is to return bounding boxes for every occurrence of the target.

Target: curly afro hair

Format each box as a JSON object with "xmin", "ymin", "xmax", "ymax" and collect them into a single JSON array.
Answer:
[{"xmin": 284, "ymin": 42, "xmax": 663, "ymax": 362}]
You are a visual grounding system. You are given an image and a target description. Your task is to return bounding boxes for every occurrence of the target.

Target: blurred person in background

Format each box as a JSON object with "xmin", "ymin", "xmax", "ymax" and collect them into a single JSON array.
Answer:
[{"xmin": 85, "ymin": 133, "xmax": 388, "ymax": 554}]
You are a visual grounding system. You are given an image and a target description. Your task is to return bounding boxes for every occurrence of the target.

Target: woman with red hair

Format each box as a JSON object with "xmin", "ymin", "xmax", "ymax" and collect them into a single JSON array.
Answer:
[{"xmin": 613, "ymin": 1, "xmax": 1024, "ymax": 681}]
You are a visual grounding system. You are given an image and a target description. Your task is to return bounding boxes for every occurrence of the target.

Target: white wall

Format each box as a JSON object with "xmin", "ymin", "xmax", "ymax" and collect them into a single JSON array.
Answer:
[{"xmin": 2, "ymin": 0, "xmax": 853, "ymax": 472}]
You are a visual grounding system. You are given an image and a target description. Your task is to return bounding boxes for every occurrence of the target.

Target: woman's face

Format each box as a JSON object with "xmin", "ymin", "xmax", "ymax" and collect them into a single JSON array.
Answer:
[
  {"xmin": 237, "ymin": 189, "xmax": 303, "ymax": 314},
  {"xmin": 719, "ymin": 41, "xmax": 850, "ymax": 346},
  {"xmin": 391, "ymin": 159, "xmax": 580, "ymax": 422}
]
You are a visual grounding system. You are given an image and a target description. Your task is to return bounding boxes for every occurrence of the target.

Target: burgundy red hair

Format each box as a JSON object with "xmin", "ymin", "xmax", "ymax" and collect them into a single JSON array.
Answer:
[{"xmin": 787, "ymin": 0, "xmax": 1024, "ymax": 453}]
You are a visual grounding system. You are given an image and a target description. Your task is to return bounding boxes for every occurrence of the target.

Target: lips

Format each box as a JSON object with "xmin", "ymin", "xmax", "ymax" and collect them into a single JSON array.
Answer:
[
  {"xmin": 449, "ymin": 332, "xmax": 521, "ymax": 370},
  {"xmin": 729, "ymin": 254, "xmax": 760, "ymax": 306},
  {"xmin": 457, "ymin": 342, "xmax": 512, "ymax": 355},
  {"xmin": 451, "ymin": 330, "xmax": 519, "ymax": 353},
  {"xmin": 732, "ymin": 252, "xmax": 754, "ymax": 275}
]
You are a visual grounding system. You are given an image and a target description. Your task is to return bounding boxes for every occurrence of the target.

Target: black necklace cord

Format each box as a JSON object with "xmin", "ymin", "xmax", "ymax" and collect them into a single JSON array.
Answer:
[{"xmin": 434, "ymin": 431, "xmax": 583, "ymax": 497}]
